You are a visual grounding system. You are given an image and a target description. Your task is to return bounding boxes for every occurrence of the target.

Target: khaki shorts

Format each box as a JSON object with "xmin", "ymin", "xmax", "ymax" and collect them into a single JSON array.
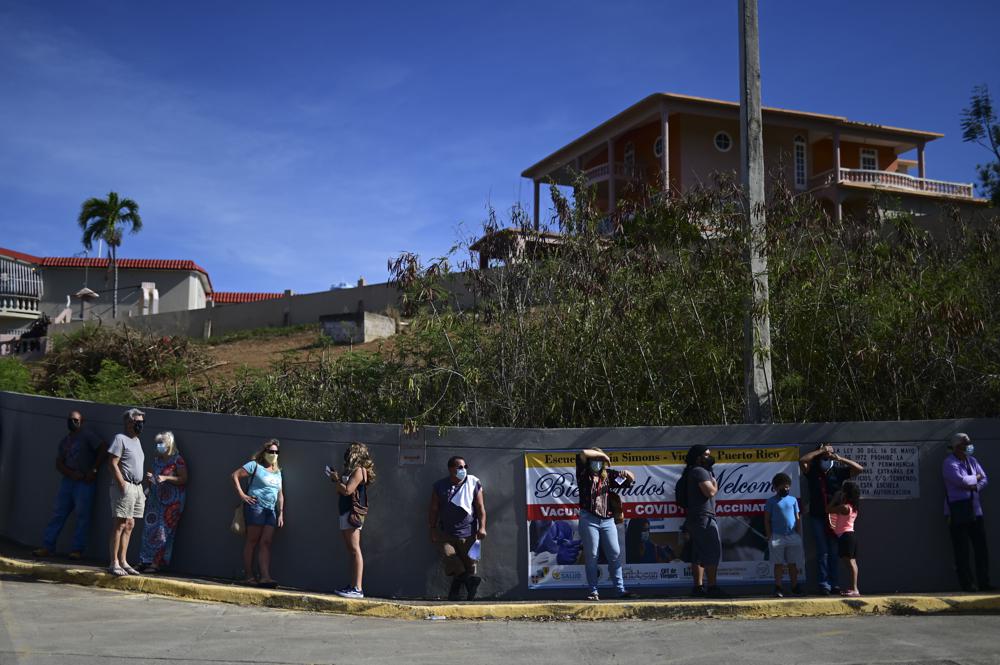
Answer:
[{"xmin": 110, "ymin": 482, "xmax": 145, "ymax": 519}]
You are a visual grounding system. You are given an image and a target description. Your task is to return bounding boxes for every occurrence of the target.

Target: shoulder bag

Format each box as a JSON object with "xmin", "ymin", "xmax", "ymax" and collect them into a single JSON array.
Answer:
[{"xmin": 230, "ymin": 463, "xmax": 259, "ymax": 535}]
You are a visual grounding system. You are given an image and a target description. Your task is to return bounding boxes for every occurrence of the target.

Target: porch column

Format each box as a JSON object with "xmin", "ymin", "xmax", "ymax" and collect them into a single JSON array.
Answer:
[
  {"xmin": 833, "ymin": 128, "xmax": 841, "ymax": 181},
  {"xmin": 532, "ymin": 179, "xmax": 540, "ymax": 230},
  {"xmin": 607, "ymin": 139, "xmax": 616, "ymax": 212},
  {"xmin": 917, "ymin": 142, "xmax": 926, "ymax": 179},
  {"xmin": 660, "ymin": 104, "xmax": 670, "ymax": 193}
]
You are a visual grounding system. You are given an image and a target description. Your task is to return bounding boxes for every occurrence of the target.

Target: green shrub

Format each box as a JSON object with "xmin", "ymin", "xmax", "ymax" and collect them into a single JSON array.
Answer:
[{"xmin": 0, "ymin": 357, "xmax": 33, "ymax": 393}]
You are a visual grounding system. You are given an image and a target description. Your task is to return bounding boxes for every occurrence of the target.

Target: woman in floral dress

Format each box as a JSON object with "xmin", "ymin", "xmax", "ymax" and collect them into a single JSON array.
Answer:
[{"xmin": 139, "ymin": 431, "xmax": 188, "ymax": 573}]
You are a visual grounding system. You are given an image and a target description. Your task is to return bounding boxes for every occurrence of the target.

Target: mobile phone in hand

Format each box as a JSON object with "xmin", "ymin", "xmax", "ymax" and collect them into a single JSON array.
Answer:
[
  {"xmin": 324, "ymin": 465, "xmax": 333, "ymax": 478},
  {"xmin": 614, "ymin": 475, "xmax": 626, "ymax": 486}
]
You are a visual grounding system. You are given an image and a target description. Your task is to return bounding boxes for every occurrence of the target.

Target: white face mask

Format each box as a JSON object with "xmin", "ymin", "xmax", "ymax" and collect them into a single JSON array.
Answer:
[
  {"xmin": 455, "ymin": 468, "xmax": 467, "ymax": 481},
  {"xmin": 640, "ymin": 531, "xmax": 650, "ymax": 542},
  {"xmin": 156, "ymin": 443, "xmax": 169, "ymax": 455},
  {"xmin": 589, "ymin": 460, "xmax": 603, "ymax": 474}
]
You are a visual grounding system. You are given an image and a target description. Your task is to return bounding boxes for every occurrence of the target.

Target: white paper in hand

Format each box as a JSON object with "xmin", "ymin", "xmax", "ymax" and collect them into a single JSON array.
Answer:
[{"xmin": 468, "ymin": 540, "xmax": 482, "ymax": 561}]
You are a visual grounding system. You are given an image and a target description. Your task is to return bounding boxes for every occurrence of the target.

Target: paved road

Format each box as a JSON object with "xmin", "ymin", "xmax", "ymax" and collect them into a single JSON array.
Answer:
[{"xmin": 0, "ymin": 576, "xmax": 998, "ymax": 665}]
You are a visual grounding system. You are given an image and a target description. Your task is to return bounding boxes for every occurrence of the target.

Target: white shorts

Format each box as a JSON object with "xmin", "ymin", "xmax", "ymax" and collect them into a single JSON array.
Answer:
[
  {"xmin": 110, "ymin": 482, "xmax": 145, "ymax": 519},
  {"xmin": 339, "ymin": 512, "xmax": 362, "ymax": 531},
  {"xmin": 769, "ymin": 532, "xmax": 803, "ymax": 566}
]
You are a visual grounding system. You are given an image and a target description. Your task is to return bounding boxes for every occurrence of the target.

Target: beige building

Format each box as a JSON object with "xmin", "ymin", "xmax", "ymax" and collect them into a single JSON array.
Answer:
[{"xmin": 521, "ymin": 92, "xmax": 988, "ymax": 230}]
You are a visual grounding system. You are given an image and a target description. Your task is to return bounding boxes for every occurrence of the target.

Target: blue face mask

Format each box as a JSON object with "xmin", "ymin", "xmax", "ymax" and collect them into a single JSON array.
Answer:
[
  {"xmin": 455, "ymin": 468, "xmax": 467, "ymax": 481},
  {"xmin": 589, "ymin": 460, "xmax": 603, "ymax": 474},
  {"xmin": 156, "ymin": 443, "xmax": 169, "ymax": 455},
  {"xmin": 819, "ymin": 459, "xmax": 834, "ymax": 473},
  {"xmin": 964, "ymin": 444, "xmax": 975, "ymax": 456}
]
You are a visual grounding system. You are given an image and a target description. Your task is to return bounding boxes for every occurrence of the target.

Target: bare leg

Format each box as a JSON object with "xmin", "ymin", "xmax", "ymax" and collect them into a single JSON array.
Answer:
[
  {"xmin": 847, "ymin": 558, "xmax": 859, "ymax": 592},
  {"xmin": 257, "ymin": 527, "xmax": 275, "ymax": 582},
  {"xmin": 773, "ymin": 563, "xmax": 785, "ymax": 587},
  {"xmin": 705, "ymin": 565, "xmax": 718, "ymax": 586},
  {"xmin": 692, "ymin": 563, "xmax": 704, "ymax": 587},
  {"xmin": 243, "ymin": 526, "xmax": 262, "ymax": 581},
  {"xmin": 788, "ymin": 563, "xmax": 799, "ymax": 587},
  {"xmin": 341, "ymin": 528, "xmax": 364, "ymax": 590},
  {"xmin": 117, "ymin": 518, "xmax": 135, "ymax": 567},
  {"xmin": 109, "ymin": 517, "xmax": 127, "ymax": 567}
]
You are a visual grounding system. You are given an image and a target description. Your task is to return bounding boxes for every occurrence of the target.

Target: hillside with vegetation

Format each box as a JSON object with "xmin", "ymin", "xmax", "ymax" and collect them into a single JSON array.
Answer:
[{"xmin": 3, "ymin": 180, "xmax": 998, "ymax": 428}]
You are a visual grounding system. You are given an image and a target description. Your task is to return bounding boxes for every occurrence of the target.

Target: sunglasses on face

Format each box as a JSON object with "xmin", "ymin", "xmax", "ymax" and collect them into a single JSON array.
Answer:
[
  {"xmin": 266, "ymin": 449, "xmax": 280, "ymax": 455},
  {"xmin": 69, "ymin": 419, "xmax": 81, "ymax": 423}
]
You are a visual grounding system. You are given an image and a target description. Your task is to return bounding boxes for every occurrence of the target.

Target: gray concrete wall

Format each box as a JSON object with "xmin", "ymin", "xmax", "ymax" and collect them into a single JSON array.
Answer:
[
  {"xmin": 1, "ymin": 390, "xmax": 996, "ymax": 600},
  {"xmin": 47, "ymin": 276, "xmax": 475, "ymax": 341}
]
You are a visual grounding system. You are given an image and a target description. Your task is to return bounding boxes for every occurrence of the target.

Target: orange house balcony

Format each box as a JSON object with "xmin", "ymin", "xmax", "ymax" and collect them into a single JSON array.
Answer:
[{"xmin": 810, "ymin": 168, "xmax": 975, "ymax": 200}]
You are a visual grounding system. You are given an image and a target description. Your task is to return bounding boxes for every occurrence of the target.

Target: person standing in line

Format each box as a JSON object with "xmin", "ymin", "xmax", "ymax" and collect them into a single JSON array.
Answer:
[
  {"xmin": 107, "ymin": 408, "xmax": 146, "ymax": 577},
  {"xmin": 683, "ymin": 444, "xmax": 729, "ymax": 598},
  {"xmin": 827, "ymin": 480, "xmax": 862, "ymax": 597},
  {"xmin": 799, "ymin": 443, "xmax": 863, "ymax": 594},
  {"xmin": 764, "ymin": 472, "xmax": 805, "ymax": 598},
  {"xmin": 329, "ymin": 441, "xmax": 376, "ymax": 599},
  {"xmin": 576, "ymin": 448, "xmax": 636, "ymax": 601},
  {"xmin": 34, "ymin": 409, "xmax": 106, "ymax": 560},
  {"xmin": 429, "ymin": 456, "xmax": 487, "ymax": 600},
  {"xmin": 138, "ymin": 431, "xmax": 188, "ymax": 573},
  {"xmin": 942, "ymin": 433, "xmax": 992, "ymax": 592},
  {"xmin": 232, "ymin": 439, "xmax": 284, "ymax": 588}
]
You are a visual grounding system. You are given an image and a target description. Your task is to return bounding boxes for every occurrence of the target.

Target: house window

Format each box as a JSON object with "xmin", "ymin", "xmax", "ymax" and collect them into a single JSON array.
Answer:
[
  {"xmin": 860, "ymin": 148, "xmax": 878, "ymax": 171},
  {"xmin": 793, "ymin": 136, "xmax": 807, "ymax": 189},
  {"xmin": 714, "ymin": 131, "xmax": 732, "ymax": 152},
  {"xmin": 623, "ymin": 141, "xmax": 635, "ymax": 171},
  {"xmin": 653, "ymin": 136, "xmax": 664, "ymax": 158}
]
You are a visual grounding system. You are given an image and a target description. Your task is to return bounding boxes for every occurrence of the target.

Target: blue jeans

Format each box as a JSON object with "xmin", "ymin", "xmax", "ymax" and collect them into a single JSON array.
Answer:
[
  {"xmin": 42, "ymin": 478, "xmax": 96, "ymax": 553},
  {"xmin": 578, "ymin": 510, "xmax": 625, "ymax": 594},
  {"xmin": 808, "ymin": 515, "xmax": 840, "ymax": 590}
]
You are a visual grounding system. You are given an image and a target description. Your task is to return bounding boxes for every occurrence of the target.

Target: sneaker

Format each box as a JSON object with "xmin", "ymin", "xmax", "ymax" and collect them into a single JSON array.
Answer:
[
  {"xmin": 448, "ymin": 576, "xmax": 465, "ymax": 601},
  {"xmin": 67, "ymin": 551, "xmax": 83, "ymax": 561},
  {"xmin": 618, "ymin": 590, "xmax": 639, "ymax": 600},
  {"xmin": 830, "ymin": 586, "xmax": 841, "ymax": 595},
  {"xmin": 706, "ymin": 586, "xmax": 732, "ymax": 599},
  {"xmin": 464, "ymin": 575, "xmax": 482, "ymax": 601},
  {"xmin": 818, "ymin": 586, "xmax": 832, "ymax": 596},
  {"xmin": 690, "ymin": 586, "xmax": 707, "ymax": 598},
  {"xmin": 586, "ymin": 590, "xmax": 600, "ymax": 601},
  {"xmin": 31, "ymin": 548, "xmax": 52, "ymax": 558},
  {"xmin": 334, "ymin": 586, "xmax": 364, "ymax": 599},
  {"xmin": 774, "ymin": 586, "xmax": 784, "ymax": 598}
]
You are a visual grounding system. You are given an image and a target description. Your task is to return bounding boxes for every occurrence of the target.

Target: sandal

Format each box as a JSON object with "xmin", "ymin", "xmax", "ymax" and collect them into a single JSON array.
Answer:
[
  {"xmin": 121, "ymin": 564, "xmax": 141, "ymax": 576},
  {"xmin": 840, "ymin": 589, "xmax": 861, "ymax": 597},
  {"xmin": 258, "ymin": 579, "xmax": 278, "ymax": 589},
  {"xmin": 108, "ymin": 565, "xmax": 128, "ymax": 577},
  {"xmin": 242, "ymin": 578, "xmax": 258, "ymax": 586},
  {"xmin": 141, "ymin": 565, "xmax": 159, "ymax": 574}
]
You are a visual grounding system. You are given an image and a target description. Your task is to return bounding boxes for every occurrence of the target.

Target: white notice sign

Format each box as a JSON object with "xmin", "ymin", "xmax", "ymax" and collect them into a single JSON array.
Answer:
[{"xmin": 834, "ymin": 444, "xmax": 920, "ymax": 500}]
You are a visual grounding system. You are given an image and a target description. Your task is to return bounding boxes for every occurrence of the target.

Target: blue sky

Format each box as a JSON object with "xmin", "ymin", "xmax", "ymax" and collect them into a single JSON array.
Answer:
[{"xmin": 1, "ymin": 1, "xmax": 997, "ymax": 293}]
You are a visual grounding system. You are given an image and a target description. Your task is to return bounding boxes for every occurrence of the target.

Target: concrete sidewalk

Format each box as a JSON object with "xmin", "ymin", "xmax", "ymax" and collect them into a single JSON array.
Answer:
[{"xmin": 2, "ymin": 554, "xmax": 998, "ymax": 621}]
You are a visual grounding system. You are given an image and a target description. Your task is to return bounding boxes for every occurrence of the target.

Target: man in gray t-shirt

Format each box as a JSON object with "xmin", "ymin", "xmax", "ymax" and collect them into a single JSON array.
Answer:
[
  {"xmin": 683, "ymin": 444, "xmax": 728, "ymax": 598},
  {"xmin": 107, "ymin": 408, "xmax": 147, "ymax": 577}
]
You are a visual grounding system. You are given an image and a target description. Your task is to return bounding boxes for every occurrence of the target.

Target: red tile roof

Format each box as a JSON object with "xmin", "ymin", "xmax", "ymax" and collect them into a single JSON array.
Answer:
[
  {"xmin": 0, "ymin": 247, "xmax": 43, "ymax": 264},
  {"xmin": 37, "ymin": 256, "xmax": 210, "ymax": 274},
  {"xmin": 211, "ymin": 291, "xmax": 284, "ymax": 304}
]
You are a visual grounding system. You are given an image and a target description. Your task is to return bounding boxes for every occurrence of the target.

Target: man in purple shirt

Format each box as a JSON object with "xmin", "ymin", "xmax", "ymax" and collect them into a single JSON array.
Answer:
[{"xmin": 942, "ymin": 433, "xmax": 991, "ymax": 592}]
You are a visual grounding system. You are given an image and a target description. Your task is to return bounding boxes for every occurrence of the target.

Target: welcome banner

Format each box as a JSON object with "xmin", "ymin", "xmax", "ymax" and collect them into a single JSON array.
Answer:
[{"xmin": 525, "ymin": 446, "xmax": 800, "ymax": 589}]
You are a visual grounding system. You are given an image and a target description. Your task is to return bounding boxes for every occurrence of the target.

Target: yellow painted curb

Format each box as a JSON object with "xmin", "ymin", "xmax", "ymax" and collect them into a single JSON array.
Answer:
[{"xmin": 2, "ymin": 555, "xmax": 998, "ymax": 621}]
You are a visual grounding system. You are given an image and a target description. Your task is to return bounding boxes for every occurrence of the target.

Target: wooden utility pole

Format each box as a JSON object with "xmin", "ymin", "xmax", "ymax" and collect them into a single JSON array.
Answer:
[{"xmin": 738, "ymin": 0, "xmax": 773, "ymax": 423}]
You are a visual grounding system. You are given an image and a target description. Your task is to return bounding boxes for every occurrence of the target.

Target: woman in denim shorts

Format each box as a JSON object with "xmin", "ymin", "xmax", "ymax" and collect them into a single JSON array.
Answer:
[{"xmin": 232, "ymin": 439, "xmax": 284, "ymax": 587}]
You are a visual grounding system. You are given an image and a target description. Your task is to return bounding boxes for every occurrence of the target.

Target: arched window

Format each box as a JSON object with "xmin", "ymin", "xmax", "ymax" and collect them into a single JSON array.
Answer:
[
  {"xmin": 793, "ymin": 136, "xmax": 807, "ymax": 189},
  {"xmin": 653, "ymin": 136, "xmax": 664, "ymax": 158}
]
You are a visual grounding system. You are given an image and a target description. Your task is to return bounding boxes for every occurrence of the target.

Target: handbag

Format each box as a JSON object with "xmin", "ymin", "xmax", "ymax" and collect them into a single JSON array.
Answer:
[
  {"xmin": 347, "ymin": 468, "xmax": 369, "ymax": 529},
  {"xmin": 231, "ymin": 462, "xmax": 259, "ymax": 535},
  {"xmin": 608, "ymin": 491, "xmax": 624, "ymax": 525}
]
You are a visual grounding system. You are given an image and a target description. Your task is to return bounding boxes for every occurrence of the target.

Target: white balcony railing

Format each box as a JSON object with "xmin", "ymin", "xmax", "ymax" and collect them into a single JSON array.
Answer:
[
  {"xmin": 584, "ymin": 162, "xmax": 647, "ymax": 185},
  {"xmin": 811, "ymin": 168, "xmax": 975, "ymax": 199},
  {"xmin": 0, "ymin": 295, "xmax": 41, "ymax": 318}
]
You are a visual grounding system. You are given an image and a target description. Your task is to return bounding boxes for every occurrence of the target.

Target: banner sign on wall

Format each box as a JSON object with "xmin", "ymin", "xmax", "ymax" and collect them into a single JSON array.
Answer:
[
  {"xmin": 832, "ymin": 444, "xmax": 920, "ymax": 499},
  {"xmin": 525, "ymin": 446, "xmax": 801, "ymax": 589}
]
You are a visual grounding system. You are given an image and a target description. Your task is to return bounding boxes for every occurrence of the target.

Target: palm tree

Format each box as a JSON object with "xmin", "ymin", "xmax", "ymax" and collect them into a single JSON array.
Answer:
[{"xmin": 77, "ymin": 192, "xmax": 143, "ymax": 319}]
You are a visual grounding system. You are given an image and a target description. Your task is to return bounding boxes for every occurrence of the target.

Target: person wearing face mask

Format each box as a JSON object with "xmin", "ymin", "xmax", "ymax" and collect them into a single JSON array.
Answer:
[
  {"xmin": 137, "ymin": 432, "xmax": 188, "ymax": 573},
  {"xmin": 942, "ymin": 433, "xmax": 992, "ymax": 592},
  {"xmin": 799, "ymin": 443, "xmax": 863, "ymax": 594},
  {"xmin": 763, "ymin": 472, "xmax": 804, "ymax": 597},
  {"xmin": 576, "ymin": 448, "xmax": 636, "ymax": 600},
  {"xmin": 33, "ymin": 409, "xmax": 107, "ymax": 560},
  {"xmin": 624, "ymin": 517, "xmax": 674, "ymax": 563},
  {"xmin": 107, "ymin": 408, "xmax": 147, "ymax": 577},
  {"xmin": 428, "ymin": 456, "xmax": 487, "ymax": 600},
  {"xmin": 232, "ymin": 439, "xmax": 284, "ymax": 588},
  {"xmin": 683, "ymin": 444, "xmax": 729, "ymax": 598},
  {"xmin": 329, "ymin": 441, "xmax": 376, "ymax": 599}
]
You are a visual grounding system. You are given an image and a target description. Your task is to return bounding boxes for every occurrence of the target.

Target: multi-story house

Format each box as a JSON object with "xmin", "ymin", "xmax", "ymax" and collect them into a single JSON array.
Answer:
[{"xmin": 520, "ymin": 92, "xmax": 987, "ymax": 230}]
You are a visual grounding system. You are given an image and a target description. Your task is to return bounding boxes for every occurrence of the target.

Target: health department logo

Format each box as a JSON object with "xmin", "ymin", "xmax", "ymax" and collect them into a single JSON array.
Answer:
[
  {"xmin": 530, "ymin": 567, "xmax": 550, "ymax": 585},
  {"xmin": 552, "ymin": 570, "xmax": 582, "ymax": 581},
  {"xmin": 756, "ymin": 562, "xmax": 771, "ymax": 578}
]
